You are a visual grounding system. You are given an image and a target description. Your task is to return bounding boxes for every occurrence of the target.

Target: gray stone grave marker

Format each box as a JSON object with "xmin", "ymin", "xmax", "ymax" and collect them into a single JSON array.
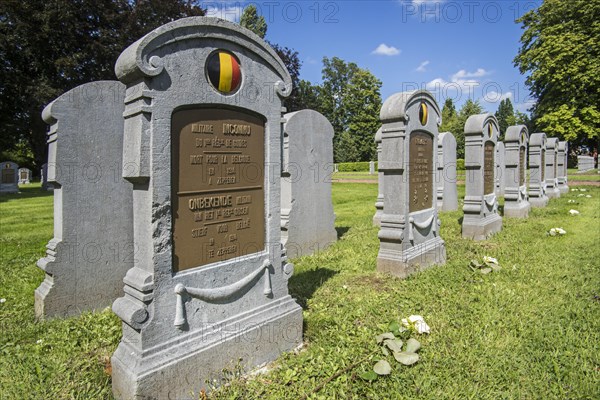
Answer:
[
  {"xmin": 377, "ymin": 90, "xmax": 446, "ymax": 278},
  {"xmin": 373, "ymin": 127, "xmax": 383, "ymax": 226},
  {"xmin": 503, "ymin": 125, "xmax": 530, "ymax": 218},
  {"xmin": 436, "ymin": 131, "xmax": 458, "ymax": 211},
  {"xmin": 18, "ymin": 168, "xmax": 31, "ymax": 184},
  {"xmin": 557, "ymin": 141, "xmax": 569, "ymax": 193},
  {"xmin": 280, "ymin": 109, "xmax": 337, "ymax": 258},
  {"xmin": 495, "ymin": 141, "xmax": 505, "ymax": 197},
  {"xmin": 35, "ymin": 81, "xmax": 133, "ymax": 319},
  {"xmin": 110, "ymin": 17, "xmax": 302, "ymax": 399},
  {"xmin": 528, "ymin": 132, "xmax": 549, "ymax": 208},
  {"xmin": 369, "ymin": 160, "xmax": 375, "ymax": 174},
  {"xmin": 577, "ymin": 155, "xmax": 594, "ymax": 172},
  {"xmin": 545, "ymin": 137, "xmax": 560, "ymax": 198},
  {"xmin": 40, "ymin": 163, "xmax": 52, "ymax": 191},
  {"xmin": 0, "ymin": 161, "xmax": 19, "ymax": 193},
  {"xmin": 462, "ymin": 113, "xmax": 502, "ymax": 240}
]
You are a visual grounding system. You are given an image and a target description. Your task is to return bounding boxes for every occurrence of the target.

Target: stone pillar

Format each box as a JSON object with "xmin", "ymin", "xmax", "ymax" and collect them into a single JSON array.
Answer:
[
  {"xmin": 373, "ymin": 127, "xmax": 384, "ymax": 226},
  {"xmin": 503, "ymin": 125, "xmax": 530, "ymax": 218},
  {"xmin": 495, "ymin": 142, "xmax": 505, "ymax": 197},
  {"xmin": 528, "ymin": 133, "xmax": 549, "ymax": 208},
  {"xmin": 436, "ymin": 132, "xmax": 458, "ymax": 211},
  {"xmin": 545, "ymin": 138, "xmax": 560, "ymax": 198},
  {"xmin": 557, "ymin": 141, "xmax": 569, "ymax": 193}
]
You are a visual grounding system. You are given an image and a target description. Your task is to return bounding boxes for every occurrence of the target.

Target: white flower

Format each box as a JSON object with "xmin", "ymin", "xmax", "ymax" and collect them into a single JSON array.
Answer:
[
  {"xmin": 483, "ymin": 256, "xmax": 499, "ymax": 265},
  {"xmin": 571, "ymin": 189, "xmax": 579, "ymax": 192},
  {"xmin": 568, "ymin": 200, "xmax": 576, "ymax": 203},
  {"xmin": 36, "ymin": 339, "xmax": 43, "ymax": 344},
  {"xmin": 403, "ymin": 315, "xmax": 431, "ymax": 334},
  {"xmin": 549, "ymin": 228, "xmax": 567, "ymax": 236},
  {"xmin": 578, "ymin": 194, "xmax": 585, "ymax": 197},
  {"xmin": 0, "ymin": 298, "xmax": 5, "ymax": 303},
  {"xmin": 586, "ymin": 195, "xmax": 592, "ymax": 198},
  {"xmin": 580, "ymin": 189, "xmax": 587, "ymax": 192},
  {"xmin": 569, "ymin": 209, "xmax": 580, "ymax": 215}
]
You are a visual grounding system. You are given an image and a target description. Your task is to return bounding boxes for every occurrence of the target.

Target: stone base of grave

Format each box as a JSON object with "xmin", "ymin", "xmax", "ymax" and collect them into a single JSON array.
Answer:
[
  {"xmin": 0, "ymin": 185, "xmax": 18, "ymax": 194},
  {"xmin": 462, "ymin": 214, "xmax": 502, "ymax": 241},
  {"xmin": 372, "ymin": 212, "xmax": 382, "ymax": 227},
  {"xmin": 529, "ymin": 196, "xmax": 549, "ymax": 208},
  {"xmin": 111, "ymin": 296, "xmax": 302, "ymax": 399},
  {"xmin": 377, "ymin": 237, "xmax": 446, "ymax": 279},
  {"xmin": 504, "ymin": 201, "xmax": 530, "ymax": 218},
  {"xmin": 546, "ymin": 187, "xmax": 561, "ymax": 199},
  {"xmin": 558, "ymin": 184, "xmax": 569, "ymax": 194}
]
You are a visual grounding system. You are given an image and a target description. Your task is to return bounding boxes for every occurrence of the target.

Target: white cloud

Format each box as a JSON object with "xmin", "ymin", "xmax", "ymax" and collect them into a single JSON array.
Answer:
[
  {"xmin": 416, "ymin": 60, "xmax": 430, "ymax": 72},
  {"xmin": 483, "ymin": 91, "xmax": 512, "ymax": 103},
  {"xmin": 372, "ymin": 43, "xmax": 401, "ymax": 56},
  {"xmin": 451, "ymin": 68, "xmax": 490, "ymax": 81},
  {"xmin": 425, "ymin": 67, "xmax": 493, "ymax": 102}
]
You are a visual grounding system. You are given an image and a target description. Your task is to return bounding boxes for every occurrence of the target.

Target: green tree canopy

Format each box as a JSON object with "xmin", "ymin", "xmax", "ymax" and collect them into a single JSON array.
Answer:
[
  {"xmin": 495, "ymin": 98, "xmax": 516, "ymax": 140},
  {"xmin": 440, "ymin": 98, "xmax": 458, "ymax": 134},
  {"xmin": 239, "ymin": 4, "xmax": 267, "ymax": 38},
  {"xmin": 454, "ymin": 99, "xmax": 484, "ymax": 159},
  {"xmin": 514, "ymin": 0, "xmax": 600, "ymax": 143}
]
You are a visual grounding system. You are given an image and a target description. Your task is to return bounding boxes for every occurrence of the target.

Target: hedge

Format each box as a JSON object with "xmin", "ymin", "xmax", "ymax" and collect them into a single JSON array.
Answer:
[{"xmin": 337, "ymin": 160, "xmax": 464, "ymax": 172}]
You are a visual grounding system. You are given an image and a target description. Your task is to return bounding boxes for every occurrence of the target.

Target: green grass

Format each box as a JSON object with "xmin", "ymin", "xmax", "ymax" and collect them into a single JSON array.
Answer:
[
  {"xmin": 568, "ymin": 168, "xmax": 600, "ymax": 182},
  {"xmin": 1, "ymin": 183, "xmax": 599, "ymax": 399}
]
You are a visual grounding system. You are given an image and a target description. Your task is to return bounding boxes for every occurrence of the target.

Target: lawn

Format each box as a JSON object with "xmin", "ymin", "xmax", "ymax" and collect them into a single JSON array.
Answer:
[{"xmin": 1, "ymin": 182, "xmax": 599, "ymax": 399}]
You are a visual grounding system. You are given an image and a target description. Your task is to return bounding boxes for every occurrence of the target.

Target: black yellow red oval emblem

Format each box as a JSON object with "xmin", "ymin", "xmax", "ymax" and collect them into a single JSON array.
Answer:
[
  {"xmin": 206, "ymin": 51, "xmax": 241, "ymax": 94},
  {"xmin": 419, "ymin": 102, "xmax": 428, "ymax": 126},
  {"xmin": 488, "ymin": 123, "xmax": 493, "ymax": 138}
]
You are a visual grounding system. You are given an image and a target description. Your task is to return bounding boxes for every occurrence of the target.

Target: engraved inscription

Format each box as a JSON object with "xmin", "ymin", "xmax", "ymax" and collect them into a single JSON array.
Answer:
[
  {"xmin": 409, "ymin": 131, "xmax": 433, "ymax": 212},
  {"xmin": 519, "ymin": 146, "xmax": 526, "ymax": 186},
  {"xmin": 541, "ymin": 149, "xmax": 546, "ymax": 181},
  {"xmin": 484, "ymin": 142, "xmax": 495, "ymax": 195},
  {"xmin": 171, "ymin": 108, "xmax": 265, "ymax": 272},
  {"xmin": 1, "ymin": 169, "xmax": 15, "ymax": 184},
  {"xmin": 20, "ymin": 170, "xmax": 27, "ymax": 179}
]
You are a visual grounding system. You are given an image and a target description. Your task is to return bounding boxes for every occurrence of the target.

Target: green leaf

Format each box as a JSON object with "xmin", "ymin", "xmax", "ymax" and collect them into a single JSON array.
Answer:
[
  {"xmin": 394, "ymin": 351, "xmax": 420, "ymax": 366},
  {"xmin": 405, "ymin": 338, "xmax": 421, "ymax": 353},
  {"xmin": 489, "ymin": 263, "xmax": 502, "ymax": 272},
  {"xmin": 359, "ymin": 371, "xmax": 378, "ymax": 381},
  {"xmin": 373, "ymin": 360, "xmax": 392, "ymax": 375},
  {"xmin": 376, "ymin": 332, "xmax": 395, "ymax": 344},
  {"xmin": 388, "ymin": 321, "xmax": 401, "ymax": 335},
  {"xmin": 383, "ymin": 339, "xmax": 403, "ymax": 353},
  {"xmin": 382, "ymin": 346, "xmax": 390, "ymax": 356},
  {"xmin": 480, "ymin": 267, "xmax": 493, "ymax": 274}
]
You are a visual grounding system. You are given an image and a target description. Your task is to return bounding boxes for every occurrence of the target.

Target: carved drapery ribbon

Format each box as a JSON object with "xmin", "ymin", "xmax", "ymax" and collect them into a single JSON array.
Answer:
[
  {"xmin": 174, "ymin": 262, "xmax": 272, "ymax": 328},
  {"xmin": 408, "ymin": 213, "xmax": 437, "ymax": 242},
  {"xmin": 484, "ymin": 195, "xmax": 497, "ymax": 208}
]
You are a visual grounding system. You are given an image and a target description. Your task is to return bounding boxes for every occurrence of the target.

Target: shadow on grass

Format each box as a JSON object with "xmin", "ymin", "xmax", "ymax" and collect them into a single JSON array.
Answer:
[
  {"xmin": 0, "ymin": 185, "xmax": 53, "ymax": 203},
  {"xmin": 288, "ymin": 267, "xmax": 338, "ymax": 310},
  {"xmin": 457, "ymin": 216, "xmax": 464, "ymax": 225},
  {"xmin": 335, "ymin": 226, "xmax": 350, "ymax": 239}
]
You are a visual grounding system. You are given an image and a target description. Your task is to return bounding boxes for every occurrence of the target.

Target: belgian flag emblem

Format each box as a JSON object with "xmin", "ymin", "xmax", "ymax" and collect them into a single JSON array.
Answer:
[
  {"xmin": 206, "ymin": 50, "xmax": 242, "ymax": 94},
  {"xmin": 419, "ymin": 102, "xmax": 428, "ymax": 126}
]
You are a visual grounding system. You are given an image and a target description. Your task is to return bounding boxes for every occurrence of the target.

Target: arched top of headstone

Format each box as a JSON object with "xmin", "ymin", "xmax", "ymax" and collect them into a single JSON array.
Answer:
[
  {"xmin": 505, "ymin": 125, "xmax": 528, "ymax": 144},
  {"xmin": 284, "ymin": 109, "xmax": 333, "ymax": 139},
  {"xmin": 114, "ymin": 17, "xmax": 292, "ymax": 96},
  {"xmin": 557, "ymin": 141, "xmax": 568, "ymax": 152},
  {"xmin": 529, "ymin": 132, "xmax": 547, "ymax": 147},
  {"xmin": 1, "ymin": 161, "xmax": 19, "ymax": 169},
  {"xmin": 374, "ymin": 126, "xmax": 382, "ymax": 143},
  {"xmin": 464, "ymin": 113, "xmax": 499, "ymax": 140},
  {"xmin": 438, "ymin": 131, "xmax": 456, "ymax": 146},
  {"xmin": 379, "ymin": 90, "xmax": 441, "ymax": 124},
  {"xmin": 546, "ymin": 137, "xmax": 558, "ymax": 149}
]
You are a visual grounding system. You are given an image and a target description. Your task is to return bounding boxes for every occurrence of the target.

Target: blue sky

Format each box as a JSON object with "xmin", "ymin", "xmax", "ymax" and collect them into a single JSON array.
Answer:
[{"xmin": 203, "ymin": 0, "xmax": 542, "ymax": 114}]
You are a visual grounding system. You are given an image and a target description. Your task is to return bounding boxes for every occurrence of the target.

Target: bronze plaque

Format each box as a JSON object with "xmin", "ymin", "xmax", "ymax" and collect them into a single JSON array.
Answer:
[
  {"xmin": 484, "ymin": 142, "xmax": 495, "ymax": 195},
  {"xmin": 20, "ymin": 170, "xmax": 27, "ymax": 179},
  {"xmin": 519, "ymin": 146, "xmax": 526, "ymax": 186},
  {"xmin": 541, "ymin": 149, "xmax": 546, "ymax": 181},
  {"xmin": 171, "ymin": 108, "xmax": 265, "ymax": 273},
  {"xmin": 409, "ymin": 131, "xmax": 433, "ymax": 212},
  {"xmin": 1, "ymin": 169, "xmax": 15, "ymax": 184}
]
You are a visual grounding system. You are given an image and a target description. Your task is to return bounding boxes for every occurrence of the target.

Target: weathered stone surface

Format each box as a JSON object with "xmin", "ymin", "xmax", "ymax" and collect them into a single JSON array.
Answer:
[
  {"xmin": 373, "ymin": 127, "xmax": 383, "ymax": 226},
  {"xmin": 577, "ymin": 155, "xmax": 594, "ymax": 173},
  {"xmin": 557, "ymin": 141, "xmax": 569, "ymax": 193},
  {"xmin": 110, "ymin": 17, "xmax": 302, "ymax": 399},
  {"xmin": 18, "ymin": 168, "xmax": 31, "ymax": 184},
  {"xmin": 281, "ymin": 109, "xmax": 337, "ymax": 258},
  {"xmin": 34, "ymin": 81, "xmax": 133, "ymax": 319},
  {"xmin": 0, "ymin": 161, "xmax": 19, "ymax": 193},
  {"xmin": 545, "ymin": 137, "xmax": 561, "ymax": 199},
  {"xmin": 436, "ymin": 131, "xmax": 458, "ymax": 211},
  {"xmin": 528, "ymin": 133, "xmax": 549, "ymax": 208},
  {"xmin": 503, "ymin": 125, "xmax": 530, "ymax": 218},
  {"xmin": 495, "ymin": 142, "xmax": 505, "ymax": 197},
  {"xmin": 462, "ymin": 114, "xmax": 502, "ymax": 240},
  {"xmin": 377, "ymin": 90, "xmax": 446, "ymax": 278}
]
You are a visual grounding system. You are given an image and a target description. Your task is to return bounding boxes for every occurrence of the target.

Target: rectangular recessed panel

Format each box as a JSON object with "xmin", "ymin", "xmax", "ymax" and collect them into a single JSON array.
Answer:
[
  {"xmin": 409, "ymin": 131, "xmax": 433, "ymax": 213},
  {"xmin": 541, "ymin": 150, "xmax": 546, "ymax": 181},
  {"xmin": 171, "ymin": 108, "xmax": 265, "ymax": 273},
  {"xmin": 484, "ymin": 142, "xmax": 495, "ymax": 195},
  {"xmin": 2, "ymin": 169, "xmax": 15, "ymax": 184},
  {"xmin": 519, "ymin": 146, "xmax": 526, "ymax": 186}
]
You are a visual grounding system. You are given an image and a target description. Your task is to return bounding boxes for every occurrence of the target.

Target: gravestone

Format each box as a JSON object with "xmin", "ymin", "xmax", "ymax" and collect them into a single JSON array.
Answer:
[
  {"xmin": 110, "ymin": 17, "xmax": 302, "ymax": 399},
  {"xmin": 503, "ymin": 125, "xmax": 530, "ymax": 218},
  {"xmin": 528, "ymin": 132, "xmax": 549, "ymax": 208},
  {"xmin": 35, "ymin": 81, "xmax": 133, "ymax": 319},
  {"xmin": 436, "ymin": 131, "xmax": 458, "ymax": 211},
  {"xmin": 462, "ymin": 114, "xmax": 502, "ymax": 240},
  {"xmin": 18, "ymin": 168, "xmax": 31, "ymax": 184},
  {"xmin": 0, "ymin": 161, "xmax": 19, "ymax": 193},
  {"xmin": 373, "ymin": 127, "xmax": 383, "ymax": 226},
  {"xmin": 40, "ymin": 163, "xmax": 52, "ymax": 191},
  {"xmin": 369, "ymin": 160, "xmax": 375, "ymax": 175},
  {"xmin": 577, "ymin": 155, "xmax": 594, "ymax": 172},
  {"xmin": 280, "ymin": 109, "xmax": 337, "ymax": 258},
  {"xmin": 545, "ymin": 137, "xmax": 560, "ymax": 198},
  {"xmin": 334, "ymin": 163, "xmax": 339, "ymax": 173},
  {"xmin": 557, "ymin": 141, "xmax": 569, "ymax": 193},
  {"xmin": 495, "ymin": 142, "xmax": 505, "ymax": 197},
  {"xmin": 377, "ymin": 90, "xmax": 446, "ymax": 278}
]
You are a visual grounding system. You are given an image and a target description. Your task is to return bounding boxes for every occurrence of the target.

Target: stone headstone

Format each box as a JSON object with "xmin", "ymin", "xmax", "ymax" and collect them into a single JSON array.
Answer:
[
  {"xmin": 0, "ymin": 161, "xmax": 19, "ymax": 193},
  {"xmin": 34, "ymin": 81, "xmax": 133, "ymax": 319},
  {"xmin": 528, "ymin": 132, "xmax": 549, "ymax": 208},
  {"xmin": 373, "ymin": 127, "xmax": 384, "ymax": 226},
  {"xmin": 110, "ymin": 17, "xmax": 302, "ymax": 399},
  {"xmin": 436, "ymin": 131, "xmax": 458, "ymax": 211},
  {"xmin": 545, "ymin": 137, "xmax": 560, "ymax": 198},
  {"xmin": 377, "ymin": 90, "xmax": 446, "ymax": 278},
  {"xmin": 495, "ymin": 142, "xmax": 505, "ymax": 197},
  {"xmin": 462, "ymin": 114, "xmax": 502, "ymax": 240},
  {"xmin": 503, "ymin": 125, "xmax": 530, "ymax": 218},
  {"xmin": 369, "ymin": 160, "xmax": 375, "ymax": 175},
  {"xmin": 18, "ymin": 168, "xmax": 32, "ymax": 184},
  {"xmin": 40, "ymin": 163, "xmax": 52, "ymax": 191},
  {"xmin": 577, "ymin": 155, "xmax": 594, "ymax": 172},
  {"xmin": 557, "ymin": 141, "xmax": 569, "ymax": 193},
  {"xmin": 280, "ymin": 110, "xmax": 337, "ymax": 258},
  {"xmin": 334, "ymin": 163, "xmax": 339, "ymax": 173}
]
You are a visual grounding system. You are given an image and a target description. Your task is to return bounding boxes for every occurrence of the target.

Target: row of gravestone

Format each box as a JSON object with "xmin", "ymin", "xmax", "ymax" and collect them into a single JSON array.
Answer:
[
  {"xmin": 577, "ymin": 155, "xmax": 595, "ymax": 172},
  {"xmin": 0, "ymin": 163, "xmax": 55, "ymax": 192}
]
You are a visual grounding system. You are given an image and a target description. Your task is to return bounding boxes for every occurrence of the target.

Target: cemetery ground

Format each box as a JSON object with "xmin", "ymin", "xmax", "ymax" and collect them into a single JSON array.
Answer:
[{"xmin": 1, "ymin": 182, "xmax": 599, "ymax": 399}]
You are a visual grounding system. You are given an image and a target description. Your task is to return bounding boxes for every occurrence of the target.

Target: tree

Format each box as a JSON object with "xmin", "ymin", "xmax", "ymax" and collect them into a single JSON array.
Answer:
[
  {"xmin": 269, "ymin": 43, "xmax": 302, "ymax": 112},
  {"xmin": 0, "ymin": 0, "xmax": 204, "ymax": 171},
  {"xmin": 514, "ymin": 0, "xmax": 600, "ymax": 144},
  {"xmin": 239, "ymin": 4, "xmax": 267, "ymax": 38},
  {"xmin": 495, "ymin": 98, "xmax": 516, "ymax": 140},
  {"xmin": 439, "ymin": 98, "xmax": 458, "ymax": 134},
  {"xmin": 295, "ymin": 80, "xmax": 321, "ymax": 111},
  {"xmin": 455, "ymin": 99, "xmax": 484, "ymax": 158}
]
